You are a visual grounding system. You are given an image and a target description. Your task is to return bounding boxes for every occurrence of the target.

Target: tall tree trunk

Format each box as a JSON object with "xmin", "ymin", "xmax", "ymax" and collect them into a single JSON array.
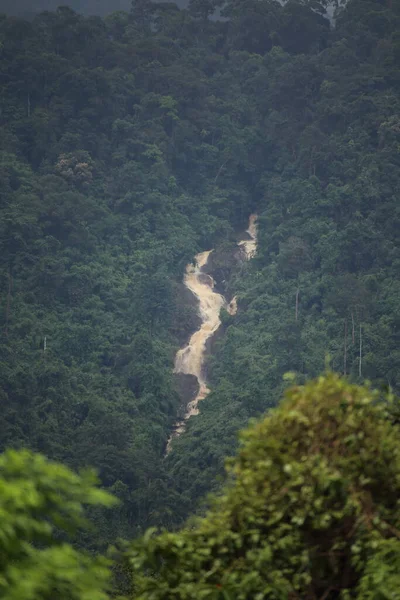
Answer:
[
  {"xmin": 344, "ymin": 319, "xmax": 347, "ymax": 375},
  {"xmin": 295, "ymin": 288, "xmax": 299, "ymax": 321},
  {"xmin": 359, "ymin": 323, "xmax": 362, "ymax": 378},
  {"xmin": 351, "ymin": 312, "xmax": 355, "ymax": 344},
  {"xmin": 5, "ymin": 269, "xmax": 12, "ymax": 338},
  {"xmin": 214, "ymin": 159, "xmax": 228, "ymax": 184}
]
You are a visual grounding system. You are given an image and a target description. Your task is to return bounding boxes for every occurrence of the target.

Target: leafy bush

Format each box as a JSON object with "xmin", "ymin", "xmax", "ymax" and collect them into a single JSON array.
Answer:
[
  {"xmin": 0, "ymin": 450, "xmax": 116, "ymax": 600},
  {"xmin": 129, "ymin": 373, "xmax": 400, "ymax": 599}
]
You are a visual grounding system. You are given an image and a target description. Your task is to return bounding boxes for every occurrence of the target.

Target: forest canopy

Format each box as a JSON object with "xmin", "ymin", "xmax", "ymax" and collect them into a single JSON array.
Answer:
[{"xmin": 0, "ymin": 0, "xmax": 399, "ymax": 547}]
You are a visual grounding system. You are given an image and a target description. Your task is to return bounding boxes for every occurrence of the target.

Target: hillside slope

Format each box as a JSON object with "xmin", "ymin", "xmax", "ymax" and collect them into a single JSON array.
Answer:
[{"xmin": 0, "ymin": 0, "xmax": 399, "ymax": 541}]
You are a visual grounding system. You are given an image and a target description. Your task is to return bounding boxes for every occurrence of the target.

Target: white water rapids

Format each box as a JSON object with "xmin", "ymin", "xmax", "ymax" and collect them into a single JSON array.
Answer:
[{"xmin": 166, "ymin": 214, "xmax": 257, "ymax": 452}]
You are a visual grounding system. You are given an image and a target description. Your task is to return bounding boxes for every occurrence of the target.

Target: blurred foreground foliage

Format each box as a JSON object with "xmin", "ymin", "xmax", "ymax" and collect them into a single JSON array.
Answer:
[{"xmin": 0, "ymin": 450, "xmax": 116, "ymax": 600}]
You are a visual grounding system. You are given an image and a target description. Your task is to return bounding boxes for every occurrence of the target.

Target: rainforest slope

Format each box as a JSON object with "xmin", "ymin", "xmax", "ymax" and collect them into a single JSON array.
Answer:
[{"xmin": 0, "ymin": 0, "xmax": 399, "ymax": 543}]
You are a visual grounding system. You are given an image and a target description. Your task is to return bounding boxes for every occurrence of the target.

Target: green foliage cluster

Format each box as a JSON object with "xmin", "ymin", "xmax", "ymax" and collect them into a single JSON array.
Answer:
[
  {"xmin": 129, "ymin": 373, "xmax": 400, "ymax": 599},
  {"xmin": 0, "ymin": 449, "xmax": 115, "ymax": 599},
  {"xmin": 0, "ymin": 0, "xmax": 399, "ymax": 541}
]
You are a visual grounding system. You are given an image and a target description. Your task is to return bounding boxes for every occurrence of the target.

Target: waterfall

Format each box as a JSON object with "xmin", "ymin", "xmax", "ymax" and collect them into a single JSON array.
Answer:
[
  {"xmin": 238, "ymin": 213, "xmax": 258, "ymax": 259},
  {"xmin": 166, "ymin": 214, "xmax": 257, "ymax": 452}
]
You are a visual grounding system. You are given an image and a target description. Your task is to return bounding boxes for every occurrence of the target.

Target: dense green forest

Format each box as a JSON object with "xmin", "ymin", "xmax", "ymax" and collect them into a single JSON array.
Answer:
[
  {"xmin": 0, "ymin": 0, "xmax": 399, "ymax": 550},
  {"xmin": 3, "ymin": 374, "xmax": 400, "ymax": 599},
  {"xmin": 0, "ymin": 0, "xmax": 133, "ymax": 18}
]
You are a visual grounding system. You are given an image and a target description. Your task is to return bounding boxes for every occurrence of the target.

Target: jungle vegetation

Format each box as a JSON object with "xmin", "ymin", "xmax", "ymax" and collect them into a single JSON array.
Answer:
[
  {"xmin": 0, "ymin": 0, "xmax": 399, "ymax": 551},
  {"xmin": 2, "ymin": 374, "xmax": 400, "ymax": 599},
  {"xmin": 129, "ymin": 374, "xmax": 400, "ymax": 600}
]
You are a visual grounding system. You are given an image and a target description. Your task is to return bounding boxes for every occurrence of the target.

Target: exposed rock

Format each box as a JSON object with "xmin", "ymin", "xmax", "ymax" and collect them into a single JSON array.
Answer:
[
  {"xmin": 202, "ymin": 242, "xmax": 239, "ymax": 295},
  {"xmin": 174, "ymin": 373, "xmax": 199, "ymax": 419},
  {"xmin": 170, "ymin": 281, "xmax": 202, "ymax": 346}
]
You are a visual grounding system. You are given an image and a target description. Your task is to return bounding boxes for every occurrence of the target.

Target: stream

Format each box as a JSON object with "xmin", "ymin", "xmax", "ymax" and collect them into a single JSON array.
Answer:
[{"xmin": 166, "ymin": 214, "xmax": 257, "ymax": 452}]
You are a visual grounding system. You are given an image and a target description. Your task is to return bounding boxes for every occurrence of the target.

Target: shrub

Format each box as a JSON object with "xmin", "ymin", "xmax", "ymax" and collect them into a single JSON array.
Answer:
[{"xmin": 129, "ymin": 373, "xmax": 400, "ymax": 599}]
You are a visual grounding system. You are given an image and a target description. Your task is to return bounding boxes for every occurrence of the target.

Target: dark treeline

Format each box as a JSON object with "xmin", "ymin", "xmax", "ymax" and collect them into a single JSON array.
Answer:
[
  {"xmin": 0, "ymin": 0, "xmax": 399, "ymax": 546},
  {"xmin": 0, "ymin": 0, "xmax": 133, "ymax": 18}
]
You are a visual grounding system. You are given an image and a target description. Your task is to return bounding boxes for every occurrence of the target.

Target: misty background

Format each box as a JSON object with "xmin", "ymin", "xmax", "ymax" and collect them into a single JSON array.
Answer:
[{"xmin": 0, "ymin": 0, "xmax": 189, "ymax": 17}]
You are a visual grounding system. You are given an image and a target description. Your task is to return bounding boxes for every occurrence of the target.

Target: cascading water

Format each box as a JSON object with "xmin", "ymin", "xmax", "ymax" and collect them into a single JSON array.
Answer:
[
  {"xmin": 166, "ymin": 215, "xmax": 257, "ymax": 452},
  {"xmin": 238, "ymin": 213, "xmax": 258, "ymax": 259},
  {"xmin": 227, "ymin": 213, "xmax": 259, "ymax": 316}
]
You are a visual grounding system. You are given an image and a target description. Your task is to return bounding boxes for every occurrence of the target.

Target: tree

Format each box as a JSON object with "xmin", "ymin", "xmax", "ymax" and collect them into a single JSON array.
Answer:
[
  {"xmin": 130, "ymin": 0, "xmax": 156, "ymax": 34},
  {"xmin": 188, "ymin": 0, "xmax": 220, "ymax": 20},
  {"xmin": 129, "ymin": 373, "xmax": 400, "ymax": 599},
  {"xmin": 0, "ymin": 449, "xmax": 116, "ymax": 600}
]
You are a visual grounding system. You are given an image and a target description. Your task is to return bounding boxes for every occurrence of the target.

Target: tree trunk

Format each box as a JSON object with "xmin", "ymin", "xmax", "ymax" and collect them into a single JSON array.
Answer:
[
  {"xmin": 351, "ymin": 312, "xmax": 355, "ymax": 344},
  {"xmin": 295, "ymin": 288, "xmax": 299, "ymax": 321},
  {"xmin": 344, "ymin": 319, "xmax": 347, "ymax": 375},
  {"xmin": 5, "ymin": 270, "xmax": 12, "ymax": 338},
  {"xmin": 359, "ymin": 323, "xmax": 362, "ymax": 378},
  {"xmin": 214, "ymin": 159, "xmax": 228, "ymax": 184}
]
